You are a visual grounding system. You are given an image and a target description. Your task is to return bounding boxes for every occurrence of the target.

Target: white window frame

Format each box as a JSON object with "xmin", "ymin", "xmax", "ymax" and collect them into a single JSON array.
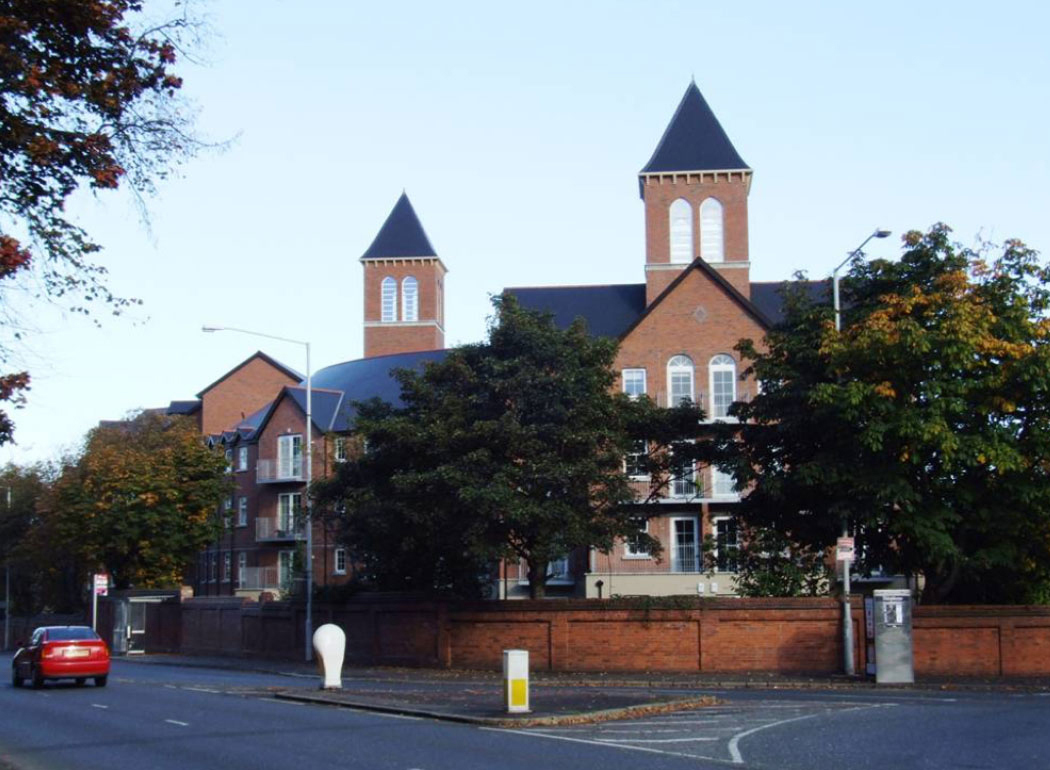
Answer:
[
  {"xmin": 669, "ymin": 198, "xmax": 693, "ymax": 263},
  {"xmin": 277, "ymin": 434, "xmax": 303, "ymax": 479},
  {"xmin": 711, "ymin": 515, "xmax": 739, "ymax": 573},
  {"xmin": 625, "ymin": 439, "xmax": 649, "ymax": 480},
  {"xmin": 624, "ymin": 519, "xmax": 652, "ymax": 559},
  {"xmin": 517, "ymin": 555, "xmax": 572, "ymax": 585},
  {"xmin": 381, "ymin": 276, "xmax": 397, "ymax": 322},
  {"xmin": 237, "ymin": 553, "xmax": 247, "ymax": 589},
  {"xmin": 401, "ymin": 276, "xmax": 418, "ymax": 322},
  {"xmin": 209, "ymin": 554, "xmax": 218, "ymax": 582},
  {"xmin": 709, "ymin": 354, "xmax": 737, "ymax": 419},
  {"xmin": 334, "ymin": 436, "xmax": 347, "ymax": 463},
  {"xmin": 670, "ymin": 516, "xmax": 700, "ymax": 573},
  {"xmin": 237, "ymin": 496, "xmax": 248, "ymax": 527},
  {"xmin": 622, "ymin": 368, "xmax": 647, "ymax": 399},
  {"xmin": 277, "ymin": 492, "xmax": 301, "ymax": 532},
  {"xmin": 223, "ymin": 552, "xmax": 232, "ymax": 581},
  {"xmin": 334, "ymin": 548, "xmax": 347, "ymax": 575},
  {"xmin": 667, "ymin": 355, "xmax": 695, "ymax": 406},
  {"xmin": 670, "ymin": 448, "xmax": 698, "ymax": 499},
  {"xmin": 237, "ymin": 446, "xmax": 249, "ymax": 472},
  {"xmin": 711, "ymin": 465, "xmax": 737, "ymax": 499},
  {"xmin": 700, "ymin": 197, "xmax": 724, "ymax": 261}
]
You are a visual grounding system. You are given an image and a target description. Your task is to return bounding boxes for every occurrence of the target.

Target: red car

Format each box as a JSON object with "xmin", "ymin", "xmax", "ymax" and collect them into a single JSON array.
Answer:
[{"xmin": 11, "ymin": 625, "xmax": 110, "ymax": 688}]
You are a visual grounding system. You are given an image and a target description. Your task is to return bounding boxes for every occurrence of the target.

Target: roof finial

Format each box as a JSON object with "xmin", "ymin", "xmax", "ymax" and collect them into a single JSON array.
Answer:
[{"xmin": 691, "ymin": 73, "xmax": 696, "ymax": 84}]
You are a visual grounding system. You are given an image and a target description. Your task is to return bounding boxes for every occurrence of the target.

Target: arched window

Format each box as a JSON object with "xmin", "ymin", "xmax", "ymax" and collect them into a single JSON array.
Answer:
[
  {"xmin": 668, "ymin": 198, "xmax": 693, "ymax": 263},
  {"xmin": 381, "ymin": 277, "xmax": 397, "ymax": 322},
  {"xmin": 667, "ymin": 355, "xmax": 695, "ymax": 406},
  {"xmin": 401, "ymin": 276, "xmax": 418, "ymax": 321},
  {"xmin": 709, "ymin": 354, "xmax": 736, "ymax": 418},
  {"xmin": 700, "ymin": 198, "xmax": 724, "ymax": 261}
]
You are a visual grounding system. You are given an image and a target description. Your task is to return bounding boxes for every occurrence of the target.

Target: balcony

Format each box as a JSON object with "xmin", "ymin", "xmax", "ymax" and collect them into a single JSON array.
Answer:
[
  {"xmin": 256, "ymin": 458, "xmax": 304, "ymax": 484},
  {"xmin": 256, "ymin": 517, "xmax": 305, "ymax": 542},
  {"xmin": 238, "ymin": 567, "xmax": 295, "ymax": 593}
]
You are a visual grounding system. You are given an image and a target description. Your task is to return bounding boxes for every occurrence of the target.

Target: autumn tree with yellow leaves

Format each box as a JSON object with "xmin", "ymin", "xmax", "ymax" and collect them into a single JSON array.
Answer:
[
  {"xmin": 39, "ymin": 411, "xmax": 230, "ymax": 591},
  {"xmin": 723, "ymin": 224, "xmax": 1050, "ymax": 604}
]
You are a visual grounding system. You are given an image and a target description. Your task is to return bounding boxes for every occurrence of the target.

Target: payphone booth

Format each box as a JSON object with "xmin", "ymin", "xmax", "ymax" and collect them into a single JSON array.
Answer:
[{"xmin": 873, "ymin": 589, "xmax": 914, "ymax": 684}]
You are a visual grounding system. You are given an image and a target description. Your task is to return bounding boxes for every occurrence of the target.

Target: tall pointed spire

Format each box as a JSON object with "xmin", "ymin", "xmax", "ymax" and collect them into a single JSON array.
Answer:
[
  {"xmin": 361, "ymin": 192, "xmax": 437, "ymax": 260},
  {"xmin": 642, "ymin": 82, "xmax": 749, "ymax": 174}
]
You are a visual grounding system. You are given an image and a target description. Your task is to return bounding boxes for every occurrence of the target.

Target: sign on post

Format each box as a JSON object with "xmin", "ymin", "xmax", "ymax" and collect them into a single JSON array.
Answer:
[
  {"xmin": 94, "ymin": 573, "xmax": 109, "ymax": 596},
  {"xmin": 836, "ymin": 537, "xmax": 855, "ymax": 563}
]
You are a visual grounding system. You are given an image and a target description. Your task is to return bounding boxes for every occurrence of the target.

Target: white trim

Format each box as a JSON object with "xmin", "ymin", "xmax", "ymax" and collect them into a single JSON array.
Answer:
[
  {"xmin": 363, "ymin": 320, "xmax": 445, "ymax": 331},
  {"xmin": 623, "ymin": 519, "xmax": 652, "ymax": 559},
  {"xmin": 360, "ymin": 256, "xmax": 449, "ymax": 272},
  {"xmin": 710, "ymin": 514, "xmax": 738, "ymax": 573},
  {"xmin": 622, "ymin": 368, "xmax": 647, "ymax": 398},
  {"xmin": 334, "ymin": 547, "xmax": 347, "ymax": 575},
  {"xmin": 669, "ymin": 516, "xmax": 701, "ymax": 573}
]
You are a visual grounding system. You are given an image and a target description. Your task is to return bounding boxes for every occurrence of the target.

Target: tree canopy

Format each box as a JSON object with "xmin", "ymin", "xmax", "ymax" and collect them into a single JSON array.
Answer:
[
  {"xmin": 725, "ymin": 224, "xmax": 1050, "ymax": 603},
  {"xmin": 38, "ymin": 411, "xmax": 230, "ymax": 590},
  {"xmin": 0, "ymin": 0, "xmax": 204, "ymax": 442},
  {"xmin": 314, "ymin": 295, "xmax": 705, "ymax": 599}
]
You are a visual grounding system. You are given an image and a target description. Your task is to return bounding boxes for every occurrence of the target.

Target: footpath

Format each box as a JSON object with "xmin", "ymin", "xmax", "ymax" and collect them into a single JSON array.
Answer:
[{"xmin": 118, "ymin": 653, "xmax": 1050, "ymax": 728}]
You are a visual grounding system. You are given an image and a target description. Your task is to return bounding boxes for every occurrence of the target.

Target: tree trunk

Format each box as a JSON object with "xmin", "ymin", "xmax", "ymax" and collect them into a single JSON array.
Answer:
[{"xmin": 527, "ymin": 560, "xmax": 547, "ymax": 600}]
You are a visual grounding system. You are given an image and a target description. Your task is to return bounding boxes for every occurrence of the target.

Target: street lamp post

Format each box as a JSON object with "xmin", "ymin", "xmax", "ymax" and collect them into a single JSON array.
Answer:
[
  {"xmin": 203, "ymin": 325, "xmax": 314, "ymax": 663},
  {"xmin": 831, "ymin": 227, "xmax": 890, "ymax": 677}
]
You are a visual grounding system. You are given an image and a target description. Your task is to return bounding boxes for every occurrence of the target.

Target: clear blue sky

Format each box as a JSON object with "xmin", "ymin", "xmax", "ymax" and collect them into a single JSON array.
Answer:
[{"xmin": 3, "ymin": 0, "xmax": 1048, "ymax": 464}]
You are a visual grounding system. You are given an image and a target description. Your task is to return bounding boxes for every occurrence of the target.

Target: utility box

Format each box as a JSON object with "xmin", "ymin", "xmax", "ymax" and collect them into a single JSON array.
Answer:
[
  {"xmin": 502, "ymin": 649, "xmax": 530, "ymax": 713},
  {"xmin": 873, "ymin": 589, "xmax": 914, "ymax": 684}
]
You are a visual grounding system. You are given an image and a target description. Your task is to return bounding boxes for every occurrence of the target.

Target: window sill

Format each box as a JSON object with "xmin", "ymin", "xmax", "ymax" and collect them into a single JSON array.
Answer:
[{"xmin": 622, "ymin": 553, "xmax": 652, "ymax": 560}]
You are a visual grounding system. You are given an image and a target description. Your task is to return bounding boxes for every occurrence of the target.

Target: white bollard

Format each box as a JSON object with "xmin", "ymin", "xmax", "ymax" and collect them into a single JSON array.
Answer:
[
  {"xmin": 502, "ymin": 649, "xmax": 530, "ymax": 713},
  {"xmin": 312, "ymin": 623, "xmax": 346, "ymax": 690}
]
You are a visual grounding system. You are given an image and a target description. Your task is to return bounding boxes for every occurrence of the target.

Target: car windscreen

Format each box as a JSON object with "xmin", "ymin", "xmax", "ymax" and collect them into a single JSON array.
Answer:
[{"xmin": 45, "ymin": 627, "xmax": 100, "ymax": 641}]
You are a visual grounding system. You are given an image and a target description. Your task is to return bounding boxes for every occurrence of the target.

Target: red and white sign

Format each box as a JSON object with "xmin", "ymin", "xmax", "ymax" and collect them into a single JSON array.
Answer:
[
  {"xmin": 94, "ymin": 573, "xmax": 109, "ymax": 596},
  {"xmin": 836, "ymin": 537, "xmax": 855, "ymax": 563}
]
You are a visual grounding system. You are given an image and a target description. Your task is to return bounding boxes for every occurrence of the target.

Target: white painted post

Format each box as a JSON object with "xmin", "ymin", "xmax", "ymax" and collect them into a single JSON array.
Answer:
[
  {"xmin": 502, "ymin": 649, "xmax": 530, "ymax": 713},
  {"xmin": 312, "ymin": 623, "xmax": 345, "ymax": 690}
]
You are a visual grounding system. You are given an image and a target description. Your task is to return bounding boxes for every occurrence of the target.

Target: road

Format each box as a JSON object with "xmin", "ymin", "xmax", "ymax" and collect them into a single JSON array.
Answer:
[{"xmin": 2, "ymin": 660, "xmax": 1047, "ymax": 769}]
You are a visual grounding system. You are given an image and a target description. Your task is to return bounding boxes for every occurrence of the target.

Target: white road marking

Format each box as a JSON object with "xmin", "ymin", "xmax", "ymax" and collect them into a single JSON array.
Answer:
[
  {"xmin": 184, "ymin": 687, "xmax": 220, "ymax": 694},
  {"xmin": 164, "ymin": 685, "xmax": 177, "ymax": 689},
  {"xmin": 597, "ymin": 736, "xmax": 720, "ymax": 744},
  {"xmin": 727, "ymin": 704, "xmax": 892, "ymax": 765},
  {"xmin": 90, "ymin": 704, "xmax": 108, "ymax": 709},
  {"xmin": 165, "ymin": 719, "xmax": 190, "ymax": 727},
  {"xmin": 481, "ymin": 727, "xmax": 709, "ymax": 762}
]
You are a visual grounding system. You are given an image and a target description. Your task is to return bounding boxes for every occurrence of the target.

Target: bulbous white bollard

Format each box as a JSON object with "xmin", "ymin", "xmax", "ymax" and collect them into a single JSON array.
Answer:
[{"xmin": 312, "ymin": 623, "xmax": 346, "ymax": 690}]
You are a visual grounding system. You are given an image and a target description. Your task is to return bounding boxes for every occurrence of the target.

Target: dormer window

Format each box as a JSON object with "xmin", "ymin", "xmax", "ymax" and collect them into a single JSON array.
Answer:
[
  {"xmin": 402, "ymin": 276, "xmax": 418, "ymax": 322},
  {"xmin": 381, "ymin": 276, "xmax": 397, "ymax": 322},
  {"xmin": 700, "ymin": 198, "xmax": 724, "ymax": 261},
  {"xmin": 669, "ymin": 198, "xmax": 693, "ymax": 263}
]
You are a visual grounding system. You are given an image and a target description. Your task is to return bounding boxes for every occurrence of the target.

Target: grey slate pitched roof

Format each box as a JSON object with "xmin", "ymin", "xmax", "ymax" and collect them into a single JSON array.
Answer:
[
  {"xmin": 507, "ymin": 284, "xmax": 648, "ymax": 339},
  {"xmin": 750, "ymin": 280, "xmax": 830, "ymax": 326},
  {"xmin": 641, "ymin": 82, "xmax": 749, "ymax": 176},
  {"xmin": 360, "ymin": 192, "xmax": 438, "ymax": 259}
]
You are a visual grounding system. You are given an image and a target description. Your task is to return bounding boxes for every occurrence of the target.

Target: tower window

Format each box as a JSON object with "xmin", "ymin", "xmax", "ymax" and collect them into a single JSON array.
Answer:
[
  {"xmin": 700, "ymin": 198, "xmax": 724, "ymax": 261},
  {"xmin": 402, "ymin": 276, "xmax": 418, "ymax": 322},
  {"xmin": 381, "ymin": 277, "xmax": 397, "ymax": 322},
  {"xmin": 669, "ymin": 198, "xmax": 693, "ymax": 263},
  {"xmin": 709, "ymin": 354, "xmax": 736, "ymax": 418}
]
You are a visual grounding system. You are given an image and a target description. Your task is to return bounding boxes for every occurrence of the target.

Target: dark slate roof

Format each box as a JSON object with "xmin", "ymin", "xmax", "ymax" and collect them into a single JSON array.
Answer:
[
  {"xmin": 641, "ymin": 82, "xmax": 749, "ymax": 176},
  {"xmin": 507, "ymin": 284, "xmax": 648, "ymax": 339},
  {"xmin": 166, "ymin": 399, "xmax": 201, "ymax": 416},
  {"xmin": 750, "ymin": 280, "xmax": 830, "ymax": 326},
  {"xmin": 360, "ymin": 192, "xmax": 438, "ymax": 259},
  {"xmin": 308, "ymin": 349, "xmax": 448, "ymax": 431}
]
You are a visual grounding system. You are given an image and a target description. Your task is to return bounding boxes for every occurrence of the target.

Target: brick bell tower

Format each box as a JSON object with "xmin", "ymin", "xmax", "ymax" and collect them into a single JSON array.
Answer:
[
  {"xmin": 639, "ymin": 81, "xmax": 752, "ymax": 303},
  {"xmin": 361, "ymin": 192, "xmax": 448, "ymax": 358}
]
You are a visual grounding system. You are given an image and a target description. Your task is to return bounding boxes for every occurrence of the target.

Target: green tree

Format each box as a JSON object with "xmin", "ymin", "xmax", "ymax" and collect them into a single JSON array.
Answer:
[
  {"xmin": 39, "ymin": 411, "xmax": 230, "ymax": 590},
  {"xmin": 0, "ymin": 0, "xmax": 205, "ymax": 442},
  {"xmin": 315, "ymin": 295, "xmax": 705, "ymax": 599},
  {"xmin": 724, "ymin": 224, "xmax": 1050, "ymax": 603}
]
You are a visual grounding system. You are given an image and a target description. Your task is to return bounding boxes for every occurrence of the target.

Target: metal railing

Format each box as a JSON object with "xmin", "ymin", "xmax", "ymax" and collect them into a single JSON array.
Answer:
[
  {"xmin": 255, "ymin": 458, "xmax": 304, "ymax": 483},
  {"xmin": 255, "ymin": 517, "xmax": 305, "ymax": 542}
]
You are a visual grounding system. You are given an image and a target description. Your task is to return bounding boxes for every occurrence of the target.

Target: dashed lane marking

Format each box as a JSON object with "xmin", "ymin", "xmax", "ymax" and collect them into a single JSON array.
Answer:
[{"xmin": 164, "ymin": 719, "xmax": 190, "ymax": 727}]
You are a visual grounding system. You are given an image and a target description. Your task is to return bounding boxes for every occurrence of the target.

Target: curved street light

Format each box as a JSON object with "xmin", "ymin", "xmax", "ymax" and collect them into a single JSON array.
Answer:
[{"xmin": 203, "ymin": 325, "xmax": 314, "ymax": 663}]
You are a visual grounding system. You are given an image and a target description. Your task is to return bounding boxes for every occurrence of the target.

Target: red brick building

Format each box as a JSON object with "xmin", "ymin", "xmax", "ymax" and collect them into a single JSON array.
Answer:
[{"xmin": 183, "ymin": 81, "xmax": 807, "ymax": 601}]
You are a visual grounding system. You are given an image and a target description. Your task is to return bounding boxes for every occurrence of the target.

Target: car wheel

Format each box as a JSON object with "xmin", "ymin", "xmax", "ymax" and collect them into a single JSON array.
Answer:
[
  {"xmin": 11, "ymin": 666, "xmax": 22, "ymax": 688},
  {"xmin": 94, "ymin": 675, "xmax": 107, "ymax": 688},
  {"xmin": 75, "ymin": 678, "xmax": 86, "ymax": 686},
  {"xmin": 31, "ymin": 665, "xmax": 44, "ymax": 689}
]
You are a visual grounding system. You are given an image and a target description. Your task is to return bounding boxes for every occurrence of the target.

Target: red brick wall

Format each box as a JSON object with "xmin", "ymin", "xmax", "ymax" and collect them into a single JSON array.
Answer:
[
  {"xmin": 362, "ymin": 258, "xmax": 446, "ymax": 357},
  {"xmin": 642, "ymin": 174, "xmax": 750, "ymax": 266},
  {"xmin": 200, "ymin": 357, "xmax": 298, "ymax": 436},
  {"xmin": 173, "ymin": 598, "xmax": 1050, "ymax": 677}
]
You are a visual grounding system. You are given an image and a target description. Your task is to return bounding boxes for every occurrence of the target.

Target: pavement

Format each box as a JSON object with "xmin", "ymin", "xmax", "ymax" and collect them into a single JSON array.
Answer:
[{"xmin": 117, "ymin": 653, "xmax": 1050, "ymax": 728}]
